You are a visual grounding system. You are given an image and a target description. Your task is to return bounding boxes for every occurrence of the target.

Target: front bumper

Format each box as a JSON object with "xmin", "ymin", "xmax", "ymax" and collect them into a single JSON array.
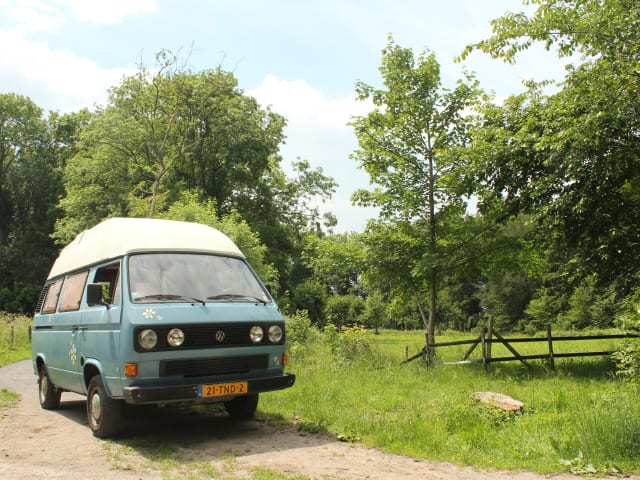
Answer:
[{"xmin": 123, "ymin": 373, "xmax": 295, "ymax": 405}]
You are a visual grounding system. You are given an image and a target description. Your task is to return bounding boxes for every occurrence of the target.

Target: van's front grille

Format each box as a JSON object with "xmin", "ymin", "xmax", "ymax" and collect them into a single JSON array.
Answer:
[
  {"xmin": 159, "ymin": 354, "xmax": 269, "ymax": 378},
  {"xmin": 133, "ymin": 322, "xmax": 285, "ymax": 353}
]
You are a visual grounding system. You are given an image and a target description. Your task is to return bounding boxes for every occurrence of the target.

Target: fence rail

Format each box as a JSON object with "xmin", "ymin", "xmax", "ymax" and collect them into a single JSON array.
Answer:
[{"xmin": 404, "ymin": 318, "xmax": 639, "ymax": 369}]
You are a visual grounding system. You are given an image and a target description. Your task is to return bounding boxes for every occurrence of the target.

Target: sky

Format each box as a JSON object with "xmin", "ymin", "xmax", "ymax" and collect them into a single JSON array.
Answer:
[{"xmin": 0, "ymin": 0, "xmax": 570, "ymax": 232}]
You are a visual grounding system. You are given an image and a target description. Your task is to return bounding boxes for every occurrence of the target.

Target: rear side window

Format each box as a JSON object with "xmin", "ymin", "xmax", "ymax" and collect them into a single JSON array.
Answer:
[
  {"xmin": 41, "ymin": 279, "xmax": 64, "ymax": 313},
  {"xmin": 59, "ymin": 271, "xmax": 89, "ymax": 312}
]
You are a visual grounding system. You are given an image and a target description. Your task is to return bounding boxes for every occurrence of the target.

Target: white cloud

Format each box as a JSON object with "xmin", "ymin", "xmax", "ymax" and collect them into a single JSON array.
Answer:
[
  {"xmin": 0, "ymin": 29, "xmax": 133, "ymax": 112},
  {"xmin": 249, "ymin": 74, "xmax": 371, "ymax": 130},
  {"xmin": 59, "ymin": 0, "xmax": 157, "ymax": 24},
  {"xmin": 249, "ymin": 75, "xmax": 377, "ymax": 232}
]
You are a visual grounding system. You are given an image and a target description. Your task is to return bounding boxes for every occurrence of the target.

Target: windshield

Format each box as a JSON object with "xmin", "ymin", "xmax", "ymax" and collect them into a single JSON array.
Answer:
[{"xmin": 128, "ymin": 253, "xmax": 270, "ymax": 304}]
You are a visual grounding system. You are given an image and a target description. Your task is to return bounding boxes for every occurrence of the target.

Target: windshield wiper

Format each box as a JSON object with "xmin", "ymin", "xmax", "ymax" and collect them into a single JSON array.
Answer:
[
  {"xmin": 135, "ymin": 294, "xmax": 205, "ymax": 305},
  {"xmin": 206, "ymin": 293, "xmax": 268, "ymax": 305}
]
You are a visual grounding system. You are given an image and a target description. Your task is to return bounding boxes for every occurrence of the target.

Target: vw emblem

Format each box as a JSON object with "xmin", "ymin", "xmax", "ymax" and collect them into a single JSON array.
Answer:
[{"xmin": 215, "ymin": 330, "xmax": 226, "ymax": 342}]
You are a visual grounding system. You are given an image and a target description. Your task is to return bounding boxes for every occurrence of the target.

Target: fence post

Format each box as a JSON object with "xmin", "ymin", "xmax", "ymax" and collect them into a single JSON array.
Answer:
[
  {"xmin": 480, "ymin": 327, "xmax": 487, "ymax": 370},
  {"xmin": 486, "ymin": 316, "xmax": 494, "ymax": 364},
  {"xmin": 547, "ymin": 324, "xmax": 555, "ymax": 369},
  {"xmin": 10, "ymin": 325, "xmax": 15, "ymax": 345}
]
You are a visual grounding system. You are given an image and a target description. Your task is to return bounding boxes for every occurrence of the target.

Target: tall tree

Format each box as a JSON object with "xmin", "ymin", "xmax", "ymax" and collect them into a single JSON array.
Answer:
[
  {"xmin": 0, "ymin": 95, "xmax": 81, "ymax": 312},
  {"xmin": 54, "ymin": 50, "xmax": 337, "ymax": 298},
  {"xmin": 350, "ymin": 37, "xmax": 485, "ymax": 343},
  {"xmin": 460, "ymin": 0, "xmax": 640, "ymax": 290}
]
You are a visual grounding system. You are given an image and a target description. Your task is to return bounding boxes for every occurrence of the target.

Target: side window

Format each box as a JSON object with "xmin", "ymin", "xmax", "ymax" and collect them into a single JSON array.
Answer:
[
  {"xmin": 59, "ymin": 271, "xmax": 89, "ymax": 312},
  {"xmin": 41, "ymin": 279, "xmax": 64, "ymax": 314},
  {"xmin": 93, "ymin": 263, "xmax": 121, "ymax": 305}
]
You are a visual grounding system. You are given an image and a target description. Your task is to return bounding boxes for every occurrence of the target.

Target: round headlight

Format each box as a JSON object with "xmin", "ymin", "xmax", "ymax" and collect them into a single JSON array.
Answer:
[
  {"xmin": 167, "ymin": 328, "xmax": 185, "ymax": 347},
  {"xmin": 268, "ymin": 325, "xmax": 283, "ymax": 343},
  {"xmin": 249, "ymin": 326, "xmax": 264, "ymax": 343},
  {"xmin": 138, "ymin": 329, "xmax": 158, "ymax": 350}
]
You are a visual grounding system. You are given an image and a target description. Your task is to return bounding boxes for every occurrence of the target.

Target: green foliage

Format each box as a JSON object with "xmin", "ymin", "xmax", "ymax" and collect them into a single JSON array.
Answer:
[
  {"xmin": 558, "ymin": 276, "xmax": 619, "ymax": 330},
  {"xmin": 160, "ymin": 191, "xmax": 278, "ymax": 290},
  {"xmin": 51, "ymin": 52, "xmax": 336, "ymax": 300},
  {"xmin": 323, "ymin": 324, "xmax": 375, "ymax": 365},
  {"xmin": 481, "ymin": 271, "xmax": 535, "ymax": 331},
  {"xmin": 0, "ymin": 312, "xmax": 32, "ymax": 367},
  {"xmin": 0, "ymin": 94, "xmax": 69, "ymax": 312},
  {"xmin": 285, "ymin": 310, "xmax": 321, "ymax": 358},
  {"xmin": 351, "ymin": 36, "xmax": 491, "ymax": 338},
  {"xmin": 361, "ymin": 290, "xmax": 388, "ymax": 333},
  {"xmin": 463, "ymin": 0, "xmax": 640, "ymax": 289},
  {"xmin": 324, "ymin": 294, "xmax": 365, "ymax": 330},
  {"xmin": 289, "ymin": 279, "xmax": 327, "ymax": 328},
  {"xmin": 302, "ymin": 232, "xmax": 365, "ymax": 296},
  {"xmin": 612, "ymin": 289, "xmax": 640, "ymax": 384}
]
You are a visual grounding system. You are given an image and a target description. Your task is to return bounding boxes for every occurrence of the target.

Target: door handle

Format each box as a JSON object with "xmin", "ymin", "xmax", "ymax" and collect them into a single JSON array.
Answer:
[{"xmin": 72, "ymin": 324, "xmax": 89, "ymax": 332}]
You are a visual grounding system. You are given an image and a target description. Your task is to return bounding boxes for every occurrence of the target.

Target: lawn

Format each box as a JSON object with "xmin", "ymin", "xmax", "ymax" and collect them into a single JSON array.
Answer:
[{"xmin": 260, "ymin": 324, "xmax": 640, "ymax": 476}]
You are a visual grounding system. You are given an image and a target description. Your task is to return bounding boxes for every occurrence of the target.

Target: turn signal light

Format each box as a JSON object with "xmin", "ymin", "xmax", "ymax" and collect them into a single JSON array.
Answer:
[
  {"xmin": 282, "ymin": 353, "xmax": 288, "ymax": 366},
  {"xmin": 124, "ymin": 363, "xmax": 138, "ymax": 377}
]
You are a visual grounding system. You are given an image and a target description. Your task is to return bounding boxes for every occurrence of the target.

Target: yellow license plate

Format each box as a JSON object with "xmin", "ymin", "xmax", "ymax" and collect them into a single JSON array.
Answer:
[{"xmin": 198, "ymin": 381, "xmax": 248, "ymax": 398}]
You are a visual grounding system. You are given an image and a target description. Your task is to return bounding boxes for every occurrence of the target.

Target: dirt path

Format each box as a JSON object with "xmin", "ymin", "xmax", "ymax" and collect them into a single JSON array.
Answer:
[{"xmin": 0, "ymin": 361, "xmax": 619, "ymax": 480}]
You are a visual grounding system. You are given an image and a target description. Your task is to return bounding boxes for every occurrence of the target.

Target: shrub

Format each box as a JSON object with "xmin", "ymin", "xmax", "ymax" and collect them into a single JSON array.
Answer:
[
  {"xmin": 612, "ymin": 292, "xmax": 640, "ymax": 385},
  {"xmin": 285, "ymin": 310, "xmax": 321, "ymax": 359},
  {"xmin": 325, "ymin": 294, "xmax": 365, "ymax": 330},
  {"xmin": 324, "ymin": 324, "xmax": 374, "ymax": 364}
]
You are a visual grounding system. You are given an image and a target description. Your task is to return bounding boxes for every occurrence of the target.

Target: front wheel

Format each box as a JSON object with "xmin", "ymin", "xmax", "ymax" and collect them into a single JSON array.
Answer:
[
  {"xmin": 86, "ymin": 375, "xmax": 122, "ymax": 438},
  {"xmin": 224, "ymin": 393, "xmax": 259, "ymax": 419},
  {"xmin": 38, "ymin": 367, "xmax": 61, "ymax": 410}
]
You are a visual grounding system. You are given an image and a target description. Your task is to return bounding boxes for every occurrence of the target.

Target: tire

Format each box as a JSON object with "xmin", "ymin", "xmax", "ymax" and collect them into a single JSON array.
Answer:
[
  {"xmin": 224, "ymin": 393, "xmax": 259, "ymax": 419},
  {"xmin": 86, "ymin": 375, "xmax": 122, "ymax": 438},
  {"xmin": 38, "ymin": 367, "xmax": 61, "ymax": 410}
]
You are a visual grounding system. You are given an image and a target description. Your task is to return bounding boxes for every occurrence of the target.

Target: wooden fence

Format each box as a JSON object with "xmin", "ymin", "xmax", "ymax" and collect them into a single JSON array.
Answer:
[{"xmin": 404, "ymin": 318, "xmax": 639, "ymax": 369}]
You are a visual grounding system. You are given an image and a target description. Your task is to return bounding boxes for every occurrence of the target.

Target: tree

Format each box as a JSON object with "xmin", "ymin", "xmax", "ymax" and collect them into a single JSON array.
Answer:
[
  {"xmin": 53, "ymin": 50, "xmax": 337, "ymax": 300},
  {"xmin": 160, "ymin": 190, "xmax": 278, "ymax": 289},
  {"xmin": 362, "ymin": 290, "xmax": 388, "ymax": 334},
  {"xmin": 460, "ymin": 0, "xmax": 640, "ymax": 291},
  {"xmin": 325, "ymin": 294, "xmax": 365, "ymax": 330},
  {"xmin": 303, "ymin": 232, "xmax": 365, "ymax": 296},
  {"xmin": 350, "ymin": 36, "xmax": 486, "ymax": 343},
  {"xmin": 0, "ymin": 94, "xmax": 74, "ymax": 312}
]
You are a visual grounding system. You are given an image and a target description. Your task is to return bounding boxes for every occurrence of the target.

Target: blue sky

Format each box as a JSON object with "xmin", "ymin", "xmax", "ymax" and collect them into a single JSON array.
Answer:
[{"xmin": 0, "ymin": 0, "xmax": 569, "ymax": 232}]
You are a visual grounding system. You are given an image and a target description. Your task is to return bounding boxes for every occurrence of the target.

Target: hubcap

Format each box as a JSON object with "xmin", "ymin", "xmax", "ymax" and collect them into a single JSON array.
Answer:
[{"xmin": 90, "ymin": 391, "xmax": 102, "ymax": 423}]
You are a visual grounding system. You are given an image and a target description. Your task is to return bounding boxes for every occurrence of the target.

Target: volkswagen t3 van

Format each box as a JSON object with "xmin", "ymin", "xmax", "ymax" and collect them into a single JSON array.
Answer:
[{"xmin": 31, "ymin": 217, "xmax": 295, "ymax": 437}]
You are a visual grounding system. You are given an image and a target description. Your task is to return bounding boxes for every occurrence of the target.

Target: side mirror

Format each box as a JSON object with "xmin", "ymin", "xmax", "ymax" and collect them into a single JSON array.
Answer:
[{"xmin": 87, "ymin": 283, "xmax": 108, "ymax": 308}]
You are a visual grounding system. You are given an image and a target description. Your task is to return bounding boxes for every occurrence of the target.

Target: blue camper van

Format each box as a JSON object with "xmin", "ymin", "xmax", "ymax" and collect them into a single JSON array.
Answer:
[{"xmin": 31, "ymin": 218, "xmax": 295, "ymax": 437}]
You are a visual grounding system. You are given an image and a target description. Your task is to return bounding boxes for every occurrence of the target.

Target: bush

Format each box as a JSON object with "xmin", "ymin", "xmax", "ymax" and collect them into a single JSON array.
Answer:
[
  {"xmin": 325, "ymin": 294, "xmax": 365, "ymax": 330},
  {"xmin": 324, "ymin": 324, "xmax": 374, "ymax": 364},
  {"xmin": 612, "ymin": 292, "xmax": 640, "ymax": 385},
  {"xmin": 285, "ymin": 310, "xmax": 321, "ymax": 359},
  {"xmin": 289, "ymin": 280, "xmax": 328, "ymax": 328}
]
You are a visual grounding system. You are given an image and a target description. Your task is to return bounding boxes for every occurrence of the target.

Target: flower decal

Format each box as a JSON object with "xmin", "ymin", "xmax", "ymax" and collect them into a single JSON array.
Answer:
[
  {"xmin": 69, "ymin": 343, "xmax": 77, "ymax": 366},
  {"xmin": 143, "ymin": 308, "xmax": 156, "ymax": 319}
]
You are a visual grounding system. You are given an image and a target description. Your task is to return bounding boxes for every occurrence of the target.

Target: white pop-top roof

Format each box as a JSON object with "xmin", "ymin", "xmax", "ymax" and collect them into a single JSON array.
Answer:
[{"xmin": 48, "ymin": 217, "xmax": 244, "ymax": 279}]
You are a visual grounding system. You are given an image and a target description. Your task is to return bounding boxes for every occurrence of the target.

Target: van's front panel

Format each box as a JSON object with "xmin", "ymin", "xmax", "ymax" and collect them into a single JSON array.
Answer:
[{"xmin": 118, "ymin": 252, "xmax": 295, "ymax": 405}]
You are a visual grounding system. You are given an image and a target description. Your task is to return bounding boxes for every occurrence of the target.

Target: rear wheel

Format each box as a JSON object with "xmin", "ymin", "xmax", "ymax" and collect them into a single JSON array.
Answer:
[
  {"xmin": 224, "ymin": 393, "xmax": 259, "ymax": 419},
  {"xmin": 38, "ymin": 367, "xmax": 61, "ymax": 410},
  {"xmin": 86, "ymin": 375, "xmax": 122, "ymax": 438}
]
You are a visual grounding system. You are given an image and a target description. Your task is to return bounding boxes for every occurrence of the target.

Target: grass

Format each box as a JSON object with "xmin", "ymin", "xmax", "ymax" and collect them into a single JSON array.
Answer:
[
  {"xmin": 0, "ymin": 312, "xmax": 32, "ymax": 367},
  {"xmin": 260, "ymin": 327, "xmax": 640, "ymax": 477},
  {"xmin": 2, "ymin": 311, "xmax": 639, "ymax": 477}
]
